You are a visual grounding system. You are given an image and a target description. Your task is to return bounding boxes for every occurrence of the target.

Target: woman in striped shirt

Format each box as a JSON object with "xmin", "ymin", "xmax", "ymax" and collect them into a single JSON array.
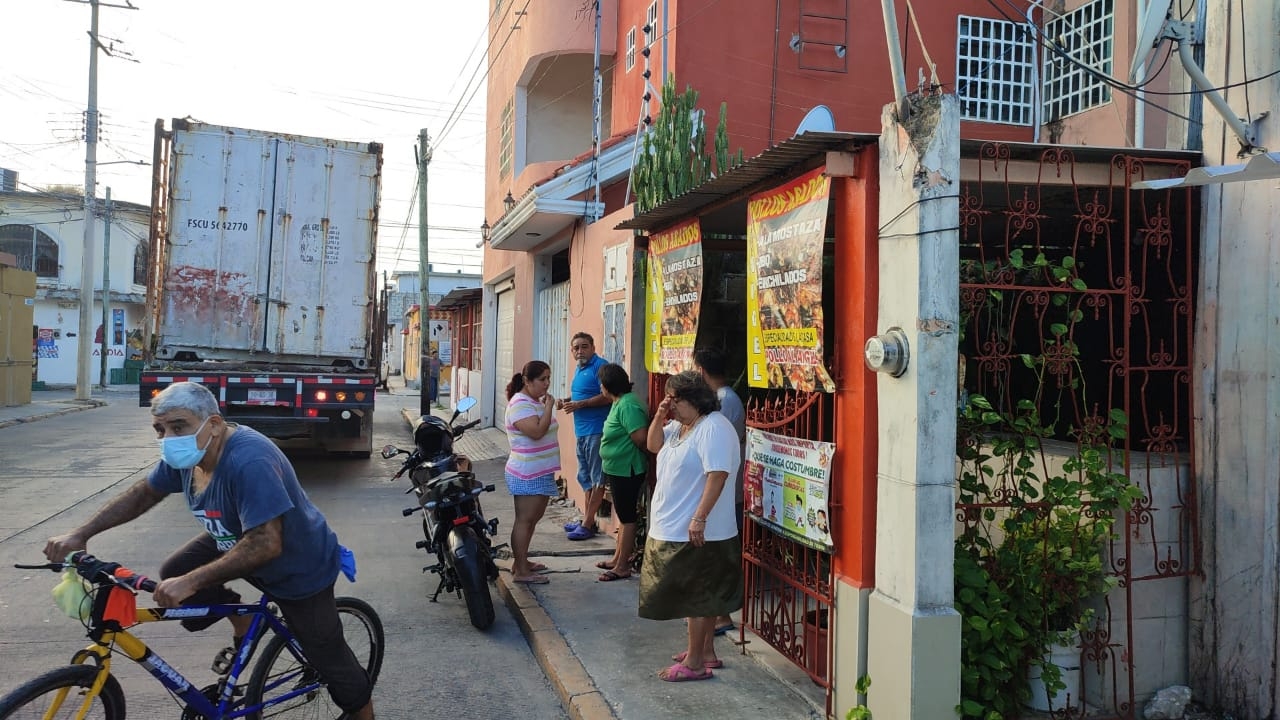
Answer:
[{"xmin": 504, "ymin": 360, "xmax": 561, "ymax": 584}]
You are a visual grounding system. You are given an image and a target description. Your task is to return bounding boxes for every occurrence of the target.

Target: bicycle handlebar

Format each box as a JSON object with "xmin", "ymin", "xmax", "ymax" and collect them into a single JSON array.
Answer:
[{"xmin": 15, "ymin": 551, "xmax": 157, "ymax": 593}]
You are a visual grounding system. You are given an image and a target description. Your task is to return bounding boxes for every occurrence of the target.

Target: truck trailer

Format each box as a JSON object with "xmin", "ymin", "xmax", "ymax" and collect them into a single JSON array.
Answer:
[{"xmin": 140, "ymin": 118, "xmax": 383, "ymax": 457}]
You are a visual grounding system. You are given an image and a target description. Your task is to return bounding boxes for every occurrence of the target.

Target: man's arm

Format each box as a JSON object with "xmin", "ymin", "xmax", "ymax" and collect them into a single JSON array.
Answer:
[
  {"xmin": 152, "ymin": 517, "xmax": 284, "ymax": 607},
  {"xmin": 45, "ymin": 478, "xmax": 167, "ymax": 561}
]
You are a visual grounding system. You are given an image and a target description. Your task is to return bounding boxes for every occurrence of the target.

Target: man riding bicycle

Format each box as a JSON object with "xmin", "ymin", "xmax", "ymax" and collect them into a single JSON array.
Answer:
[{"xmin": 44, "ymin": 381, "xmax": 375, "ymax": 720}]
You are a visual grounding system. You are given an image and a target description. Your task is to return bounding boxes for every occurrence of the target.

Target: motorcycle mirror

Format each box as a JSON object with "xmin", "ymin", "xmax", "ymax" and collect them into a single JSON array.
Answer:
[
  {"xmin": 456, "ymin": 396, "xmax": 477, "ymax": 413},
  {"xmin": 380, "ymin": 445, "xmax": 401, "ymax": 459}
]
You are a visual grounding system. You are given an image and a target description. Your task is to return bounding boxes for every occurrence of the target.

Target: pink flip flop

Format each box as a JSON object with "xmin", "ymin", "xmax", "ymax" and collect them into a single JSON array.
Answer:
[
  {"xmin": 659, "ymin": 663, "xmax": 714, "ymax": 682},
  {"xmin": 671, "ymin": 650, "xmax": 723, "ymax": 669},
  {"xmin": 512, "ymin": 574, "xmax": 550, "ymax": 584}
]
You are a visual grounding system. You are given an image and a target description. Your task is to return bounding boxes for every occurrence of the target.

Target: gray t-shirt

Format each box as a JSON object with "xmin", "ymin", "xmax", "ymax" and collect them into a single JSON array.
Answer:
[
  {"xmin": 716, "ymin": 386, "xmax": 747, "ymax": 506},
  {"xmin": 148, "ymin": 425, "xmax": 340, "ymax": 600}
]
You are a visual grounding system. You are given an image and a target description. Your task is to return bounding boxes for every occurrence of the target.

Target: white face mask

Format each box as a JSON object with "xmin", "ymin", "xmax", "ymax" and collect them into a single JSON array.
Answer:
[{"xmin": 159, "ymin": 416, "xmax": 212, "ymax": 469}]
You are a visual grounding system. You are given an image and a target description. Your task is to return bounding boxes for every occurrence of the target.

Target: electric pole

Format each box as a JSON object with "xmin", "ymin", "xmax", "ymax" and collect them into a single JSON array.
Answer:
[
  {"xmin": 417, "ymin": 128, "xmax": 432, "ymax": 416},
  {"xmin": 99, "ymin": 187, "xmax": 112, "ymax": 389},
  {"xmin": 70, "ymin": 0, "xmax": 136, "ymax": 401}
]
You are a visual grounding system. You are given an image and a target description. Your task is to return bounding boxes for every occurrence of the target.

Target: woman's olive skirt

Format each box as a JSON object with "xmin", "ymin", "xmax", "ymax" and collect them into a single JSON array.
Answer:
[{"xmin": 638, "ymin": 537, "xmax": 744, "ymax": 621}]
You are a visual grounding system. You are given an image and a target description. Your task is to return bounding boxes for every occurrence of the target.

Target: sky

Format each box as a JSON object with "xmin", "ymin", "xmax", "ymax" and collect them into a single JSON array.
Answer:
[{"xmin": 1, "ymin": 0, "xmax": 489, "ymax": 278}]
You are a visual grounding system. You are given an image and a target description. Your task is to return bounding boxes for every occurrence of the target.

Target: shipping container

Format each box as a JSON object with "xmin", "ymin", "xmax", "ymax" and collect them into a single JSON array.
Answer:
[{"xmin": 141, "ymin": 119, "xmax": 383, "ymax": 456}]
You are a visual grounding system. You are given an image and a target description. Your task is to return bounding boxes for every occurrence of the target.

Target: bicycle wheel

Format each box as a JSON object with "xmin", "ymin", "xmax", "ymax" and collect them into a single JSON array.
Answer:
[
  {"xmin": 0, "ymin": 665, "xmax": 125, "ymax": 720},
  {"xmin": 243, "ymin": 597, "xmax": 384, "ymax": 719}
]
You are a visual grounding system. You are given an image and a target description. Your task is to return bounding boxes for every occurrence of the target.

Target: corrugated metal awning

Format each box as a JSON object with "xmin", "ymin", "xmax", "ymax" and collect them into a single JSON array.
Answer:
[
  {"xmin": 615, "ymin": 131, "xmax": 877, "ymax": 233},
  {"xmin": 435, "ymin": 287, "xmax": 482, "ymax": 309}
]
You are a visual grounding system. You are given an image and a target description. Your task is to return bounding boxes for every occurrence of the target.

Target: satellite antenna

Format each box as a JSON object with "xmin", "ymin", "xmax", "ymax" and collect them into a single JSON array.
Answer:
[
  {"xmin": 795, "ymin": 105, "xmax": 836, "ymax": 135},
  {"xmin": 1127, "ymin": 0, "xmax": 1263, "ymax": 154}
]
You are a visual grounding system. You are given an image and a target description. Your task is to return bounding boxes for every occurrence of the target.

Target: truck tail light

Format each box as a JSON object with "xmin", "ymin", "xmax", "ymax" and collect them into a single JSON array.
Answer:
[
  {"xmin": 305, "ymin": 408, "xmax": 319, "ymax": 418},
  {"xmin": 335, "ymin": 391, "xmax": 348, "ymax": 402},
  {"xmin": 355, "ymin": 391, "xmax": 367, "ymax": 401},
  {"xmin": 315, "ymin": 390, "xmax": 328, "ymax": 401}
]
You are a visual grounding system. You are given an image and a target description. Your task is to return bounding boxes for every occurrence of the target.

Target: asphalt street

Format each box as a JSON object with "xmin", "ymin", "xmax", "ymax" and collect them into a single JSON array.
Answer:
[{"xmin": 0, "ymin": 391, "xmax": 568, "ymax": 720}]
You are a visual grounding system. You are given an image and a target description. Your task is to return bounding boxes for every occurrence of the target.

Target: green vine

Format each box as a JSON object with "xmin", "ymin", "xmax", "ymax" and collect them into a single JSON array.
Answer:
[
  {"xmin": 954, "ymin": 252, "xmax": 1145, "ymax": 719},
  {"xmin": 632, "ymin": 77, "xmax": 743, "ymax": 214}
]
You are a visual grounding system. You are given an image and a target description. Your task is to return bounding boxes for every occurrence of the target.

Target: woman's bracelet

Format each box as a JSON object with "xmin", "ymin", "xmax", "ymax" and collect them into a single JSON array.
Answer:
[{"xmin": 691, "ymin": 516, "xmax": 706, "ymax": 524}]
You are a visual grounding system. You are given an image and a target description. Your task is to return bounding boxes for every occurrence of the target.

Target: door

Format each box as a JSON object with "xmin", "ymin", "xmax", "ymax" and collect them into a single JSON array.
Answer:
[
  {"xmin": 493, "ymin": 288, "xmax": 515, "ymax": 428},
  {"xmin": 535, "ymin": 281, "xmax": 570, "ymax": 400}
]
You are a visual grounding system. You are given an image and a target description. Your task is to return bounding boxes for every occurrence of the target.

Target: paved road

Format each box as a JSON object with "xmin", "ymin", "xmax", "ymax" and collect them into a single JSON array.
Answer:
[{"xmin": 0, "ymin": 394, "xmax": 567, "ymax": 720}]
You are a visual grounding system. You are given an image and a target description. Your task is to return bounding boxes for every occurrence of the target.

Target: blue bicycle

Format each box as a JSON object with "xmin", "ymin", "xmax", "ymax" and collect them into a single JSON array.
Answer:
[{"xmin": 0, "ymin": 552, "xmax": 383, "ymax": 719}]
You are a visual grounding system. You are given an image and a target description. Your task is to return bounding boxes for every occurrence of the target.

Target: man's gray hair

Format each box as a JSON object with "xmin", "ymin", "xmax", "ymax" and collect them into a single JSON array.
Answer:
[{"xmin": 151, "ymin": 381, "xmax": 221, "ymax": 420}]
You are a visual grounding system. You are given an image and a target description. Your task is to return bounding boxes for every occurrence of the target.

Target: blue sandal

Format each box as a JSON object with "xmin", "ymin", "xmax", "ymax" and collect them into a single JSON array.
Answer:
[{"xmin": 566, "ymin": 525, "xmax": 596, "ymax": 541}]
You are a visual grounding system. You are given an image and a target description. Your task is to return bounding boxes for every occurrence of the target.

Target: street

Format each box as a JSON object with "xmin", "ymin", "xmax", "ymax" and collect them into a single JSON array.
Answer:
[{"xmin": 0, "ymin": 393, "xmax": 567, "ymax": 719}]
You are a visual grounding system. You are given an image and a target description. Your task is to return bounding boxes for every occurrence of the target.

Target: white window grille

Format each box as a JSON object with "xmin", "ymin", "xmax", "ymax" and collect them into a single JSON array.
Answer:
[
  {"xmin": 956, "ymin": 15, "xmax": 1036, "ymax": 125},
  {"xmin": 625, "ymin": 26, "xmax": 636, "ymax": 72},
  {"xmin": 646, "ymin": 2, "xmax": 658, "ymax": 46},
  {"xmin": 1042, "ymin": 0, "xmax": 1114, "ymax": 121}
]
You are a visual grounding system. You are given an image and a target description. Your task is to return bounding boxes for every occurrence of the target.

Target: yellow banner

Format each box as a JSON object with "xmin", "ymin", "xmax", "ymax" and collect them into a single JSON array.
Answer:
[
  {"xmin": 645, "ymin": 219, "xmax": 703, "ymax": 374},
  {"xmin": 746, "ymin": 167, "xmax": 835, "ymax": 393}
]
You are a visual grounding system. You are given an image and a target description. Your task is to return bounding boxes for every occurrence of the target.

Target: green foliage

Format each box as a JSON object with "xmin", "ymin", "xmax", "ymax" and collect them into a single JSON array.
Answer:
[
  {"xmin": 844, "ymin": 675, "xmax": 872, "ymax": 719},
  {"xmin": 632, "ymin": 78, "xmax": 743, "ymax": 214},
  {"xmin": 954, "ymin": 255, "xmax": 1145, "ymax": 719}
]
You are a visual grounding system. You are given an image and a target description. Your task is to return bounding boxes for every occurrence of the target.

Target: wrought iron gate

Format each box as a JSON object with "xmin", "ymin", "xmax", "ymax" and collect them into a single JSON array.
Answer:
[{"xmin": 956, "ymin": 144, "xmax": 1197, "ymax": 718}]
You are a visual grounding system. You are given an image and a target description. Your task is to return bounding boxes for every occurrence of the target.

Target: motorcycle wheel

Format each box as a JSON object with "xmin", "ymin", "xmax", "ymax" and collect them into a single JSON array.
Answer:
[{"xmin": 450, "ymin": 526, "xmax": 496, "ymax": 630}]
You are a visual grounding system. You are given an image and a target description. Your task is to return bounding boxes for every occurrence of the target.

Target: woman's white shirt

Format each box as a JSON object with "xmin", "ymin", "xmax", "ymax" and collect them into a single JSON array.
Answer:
[{"xmin": 650, "ymin": 412, "xmax": 741, "ymax": 542}]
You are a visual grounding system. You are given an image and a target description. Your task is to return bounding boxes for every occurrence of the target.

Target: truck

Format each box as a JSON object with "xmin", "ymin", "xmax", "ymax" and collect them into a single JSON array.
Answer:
[{"xmin": 139, "ymin": 118, "xmax": 384, "ymax": 457}]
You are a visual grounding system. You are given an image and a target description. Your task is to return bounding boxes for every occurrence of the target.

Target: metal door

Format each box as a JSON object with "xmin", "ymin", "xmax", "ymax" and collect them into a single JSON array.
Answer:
[
  {"xmin": 493, "ymin": 288, "xmax": 516, "ymax": 428},
  {"xmin": 535, "ymin": 281, "xmax": 570, "ymax": 400}
]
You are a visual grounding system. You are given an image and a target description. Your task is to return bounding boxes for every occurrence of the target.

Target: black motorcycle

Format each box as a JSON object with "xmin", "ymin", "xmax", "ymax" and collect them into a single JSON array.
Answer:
[{"xmin": 382, "ymin": 396, "xmax": 503, "ymax": 630}]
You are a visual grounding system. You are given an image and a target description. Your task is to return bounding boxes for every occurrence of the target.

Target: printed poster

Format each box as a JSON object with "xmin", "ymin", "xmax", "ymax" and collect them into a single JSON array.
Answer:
[
  {"xmin": 746, "ymin": 166, "xmax": 835, "ymax": 392},
  {"xmin": 644, "ymin": 219, "xmax": 703, "ymax": 374},
  {"xmin": 745, "ymin": 427, "xmax": 834, "ymax": 552},
  {"xmin": 36, "ymin": 328, "xmax": 58, "ymax": 359}
]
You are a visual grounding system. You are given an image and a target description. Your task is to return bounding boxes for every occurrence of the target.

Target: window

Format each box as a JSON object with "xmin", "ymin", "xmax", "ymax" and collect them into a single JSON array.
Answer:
[
  {"xmin": 0, "ymin": 224, "xmax": 59, "ymax": 277},
  {"xmin": 499, "ymin": 97, "xmax": 514, "ymax": 179},
  {"xmin": 646, "ymin": 2, "xmax": 658, "ymax": 46},
  {"xmin": 1042, "ymin": 0, "xmax": 1114, "ymax": 120},
  {"xmin": 957, "ymin": 16, "xmax": 1036, "ymax": 125},
  {"xmin": 625, "ymin": 27, "xmax": 636, "ymax": 72},
  {"xmin": 133, "ymin": 239, "xmax": 149, "ymax": 286}
]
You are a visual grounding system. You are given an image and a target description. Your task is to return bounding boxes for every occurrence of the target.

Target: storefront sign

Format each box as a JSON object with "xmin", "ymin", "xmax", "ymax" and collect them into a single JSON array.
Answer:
[
  {"xmin": 744, "ymin": 427, "xmax": 834, "ymax": 552},
  {"xmin": 746, "ymin": 166, "xmax": 835, "ymax": 392},
  {"xmin": 645, "ymin": 219, "xmax": 703, "ymax": 374}
]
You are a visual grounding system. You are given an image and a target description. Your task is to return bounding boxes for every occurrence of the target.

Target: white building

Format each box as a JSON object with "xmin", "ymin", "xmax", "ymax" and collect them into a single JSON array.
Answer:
[{"xmin": 0, "ymin": 189, "xmax": 149, "ymax": 387}]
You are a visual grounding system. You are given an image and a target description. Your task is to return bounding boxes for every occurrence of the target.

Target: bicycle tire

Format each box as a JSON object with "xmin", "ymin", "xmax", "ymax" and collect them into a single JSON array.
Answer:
[
  {"xmin": 242, "ymin": 597, "xmax": 384, "ymax": 720},
  {"xmin": 451, "ymin": 527, "xmax": 496, "ymax": 630},
  {"xmin": 0, "ymin": 665, "xmax": 125, "ymax": 720}
]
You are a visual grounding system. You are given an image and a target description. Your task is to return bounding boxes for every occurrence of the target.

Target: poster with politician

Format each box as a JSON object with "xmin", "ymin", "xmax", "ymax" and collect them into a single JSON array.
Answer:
[
  {"xmin": 746, "ymin": 167, "xmax": 834, "ymax": 392},
  {"xmin": 644, "ymin": 219, "xmax": 703, "ymax": 374}
]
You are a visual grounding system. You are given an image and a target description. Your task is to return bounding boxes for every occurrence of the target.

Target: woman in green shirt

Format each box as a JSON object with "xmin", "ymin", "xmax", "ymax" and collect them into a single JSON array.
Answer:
[{"xmin": 595, "ymin": 363, "xmax": 650, "ymax": 581}]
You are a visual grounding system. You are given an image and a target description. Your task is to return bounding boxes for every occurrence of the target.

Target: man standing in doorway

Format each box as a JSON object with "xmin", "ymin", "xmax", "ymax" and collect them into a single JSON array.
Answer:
[
  {"xmin": 559, "ymin": 332, "xmax": 610, "ymax": 540},
  {"xmin": 428, "ymin": 350, "xmax": 442, "ymax": 406},
  {"xmin": 695, "ymin": 347, "xmax": 746, "ymax": 636}
]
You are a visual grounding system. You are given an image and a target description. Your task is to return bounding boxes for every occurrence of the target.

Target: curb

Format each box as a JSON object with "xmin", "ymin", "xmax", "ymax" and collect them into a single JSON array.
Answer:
[
  {"xmin": 0, "ymin": 399, "xmax": 107, "ymax": 430},
  {"xmin": 496, "ymin": 573, "xmax": 619, "ymax": 720}
]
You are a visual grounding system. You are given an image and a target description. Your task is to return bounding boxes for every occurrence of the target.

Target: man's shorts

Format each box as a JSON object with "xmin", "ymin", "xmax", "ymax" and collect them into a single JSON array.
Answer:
[{"xmin": 575, "ymin": 434, "xmax": 604, "ymax": 491}]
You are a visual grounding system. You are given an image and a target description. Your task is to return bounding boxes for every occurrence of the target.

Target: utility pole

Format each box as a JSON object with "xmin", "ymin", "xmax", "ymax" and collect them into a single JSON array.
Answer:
[
  {"xmin": 99, "ymin": 187, "xmax": 112, "ymax": 389},
  {"xmin": 70, "ymin": 0, "xmax": 136, "ymax": 401},
  {"xmin": 76, "ymin": 0, "xmax": 101, "ymax": 401},
  {"xmin": 416, "ymin": 128, "xmax": 432, "ymax": 416}
]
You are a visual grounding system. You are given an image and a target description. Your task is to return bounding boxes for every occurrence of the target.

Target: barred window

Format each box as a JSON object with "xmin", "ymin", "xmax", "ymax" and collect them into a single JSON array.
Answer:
[
  {"xmin": 499, "ymin": 98, "xmax": 514, "ymax": 179},
  {"xmin": 133, "ymin": 239, "xmax": 148, "ymax": 286},
  {"xmin": 956, "ymin": 15, "xmax": 1036, "ymax": 125},
  {"xmin": 1042, "ymin": 0, "xmax": 1114, "ymax": 120},
  {"xmin": 0, "ymin": 224, "xmax": 59, "ymax": 277},
  {"xmin": 625, "ymin": 27, "xmax": 636, "ymax": 72}
]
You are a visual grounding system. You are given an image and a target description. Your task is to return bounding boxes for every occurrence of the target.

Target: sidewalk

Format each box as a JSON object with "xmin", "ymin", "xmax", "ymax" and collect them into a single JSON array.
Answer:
[
  {"xmin": 0, "ymin": 384, "xmax": 134, "ymax": 429},
  {"xmin": 390, "ymin": 383, "xmax": 826, "ymax": 720}
]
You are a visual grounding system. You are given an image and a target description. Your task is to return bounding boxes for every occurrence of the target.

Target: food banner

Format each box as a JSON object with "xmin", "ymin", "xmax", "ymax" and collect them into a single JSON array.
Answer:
[
  {"xmin": 644, "ymin": 219, "xmax": 703, "ymax": 374},
  {"xmin": 744, "ymin": 427, "xmax": 834, "ymax": 552},
  {"xmin": 746, "ymin": 166, "xmax": 835, "ymax": 392}
]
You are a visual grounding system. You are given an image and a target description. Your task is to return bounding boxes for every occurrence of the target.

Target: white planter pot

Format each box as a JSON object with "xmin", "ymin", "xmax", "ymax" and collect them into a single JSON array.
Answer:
[{"xmin": 1026, "ymin": 639, "xmax": 1082, "ymax": 712}]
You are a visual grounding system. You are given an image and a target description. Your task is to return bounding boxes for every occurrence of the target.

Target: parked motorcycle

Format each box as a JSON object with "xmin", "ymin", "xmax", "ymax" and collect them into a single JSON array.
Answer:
[{"xmin": 382, "ymin": 396, "xmax": 503, "ymax": 630}]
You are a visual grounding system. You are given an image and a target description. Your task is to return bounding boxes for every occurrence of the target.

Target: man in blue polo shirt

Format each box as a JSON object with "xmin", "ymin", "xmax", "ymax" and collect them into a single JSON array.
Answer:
[{"xmin": 558, "ymin": 332, "xmax": 610, "ymax": 540}]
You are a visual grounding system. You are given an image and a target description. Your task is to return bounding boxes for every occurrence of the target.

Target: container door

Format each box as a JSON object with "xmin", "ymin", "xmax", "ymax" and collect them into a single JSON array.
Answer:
[{"xmin": 263, "ymin": 140, "xmax": 377, "ymax": 365}]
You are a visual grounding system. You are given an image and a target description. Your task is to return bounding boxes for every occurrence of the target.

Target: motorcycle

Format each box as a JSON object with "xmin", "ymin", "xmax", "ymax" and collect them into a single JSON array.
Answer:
[{"xmin": 381, "ymin": 396, "xmax": 504, "ymax": 630}]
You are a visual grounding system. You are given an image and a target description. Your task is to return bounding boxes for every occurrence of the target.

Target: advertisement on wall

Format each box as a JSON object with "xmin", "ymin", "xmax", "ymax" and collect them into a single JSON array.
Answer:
[
  {"xmin": 745, "ymin": 427, "xmax": 835, "ymax": 552},
  {"xmin": 644, "ymin": 219, "xmax": 703, "ymax": 374},
  {"xmin": 746, "ymin": 166, "xmax": 835, "ymax": 393}
]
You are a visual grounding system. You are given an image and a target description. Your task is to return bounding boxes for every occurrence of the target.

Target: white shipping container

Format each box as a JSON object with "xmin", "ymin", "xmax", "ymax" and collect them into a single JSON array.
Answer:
[{"xmin": 152, "ymin": 120, "xmax": 381, "ymax": 368}]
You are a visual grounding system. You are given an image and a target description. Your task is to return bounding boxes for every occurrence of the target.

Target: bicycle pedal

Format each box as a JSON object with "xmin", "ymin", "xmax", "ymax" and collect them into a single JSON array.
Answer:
[{"xmin": 211, "ymin": 646, "xmax": 236, "ymax": 675}]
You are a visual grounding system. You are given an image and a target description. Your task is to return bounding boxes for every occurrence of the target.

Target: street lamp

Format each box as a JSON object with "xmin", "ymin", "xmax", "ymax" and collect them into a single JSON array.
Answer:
[{"xmin": 503, "ymin": 192, "xmax": 516, "ymax": 213}]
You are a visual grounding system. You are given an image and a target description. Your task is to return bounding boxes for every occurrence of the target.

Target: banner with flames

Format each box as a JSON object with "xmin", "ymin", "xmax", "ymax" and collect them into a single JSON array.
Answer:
[
  {"xmin": 645, "ymin": 219, "xmax": 703, "ymax": 374},
  {"xmin": 746, "ymin": 167, "xmax": 834, "ymax": 392}
]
